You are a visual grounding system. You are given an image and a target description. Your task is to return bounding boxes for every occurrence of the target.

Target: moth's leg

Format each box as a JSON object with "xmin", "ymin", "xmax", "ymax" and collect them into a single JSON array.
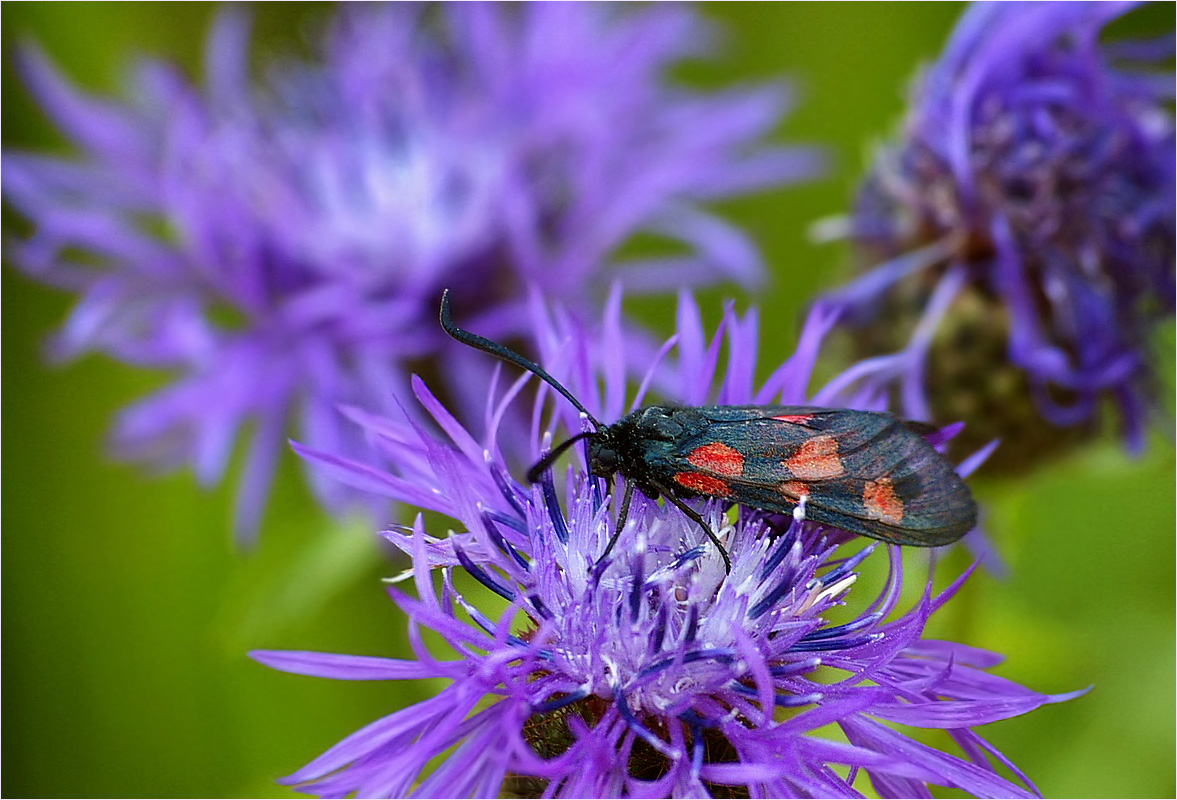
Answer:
[
  {"xmin": 652, "ymin": 483, "xmax": 732, "ymax": 574},
  {"xmin": 597, "ymin": 479, "xmax": 635, "ymax": 563}
]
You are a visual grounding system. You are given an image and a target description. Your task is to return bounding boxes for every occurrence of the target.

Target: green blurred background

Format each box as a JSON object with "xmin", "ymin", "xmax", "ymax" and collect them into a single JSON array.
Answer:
[{"xmin": 3, "ymin": 3, "xmax": 1173, "ymax": 797}]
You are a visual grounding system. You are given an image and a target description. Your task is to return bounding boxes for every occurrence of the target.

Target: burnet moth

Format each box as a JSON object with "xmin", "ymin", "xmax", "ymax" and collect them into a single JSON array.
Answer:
[{"xmin": 441, "ymin": 290, "xmax": 977, "ymax": 572}]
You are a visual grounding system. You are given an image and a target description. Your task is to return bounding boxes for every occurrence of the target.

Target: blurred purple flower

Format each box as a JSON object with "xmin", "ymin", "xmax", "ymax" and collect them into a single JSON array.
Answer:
[
  {"xmin": 3, "ymin": 4, "xmax": 821, "ymax": 537},
  {"xmin": 252, "ymin": 295, "xmax": 1078, "ymax": 798},
  {"xmin": 826, "ymin": 1, "xmax": 1174, "ymax": 464}
]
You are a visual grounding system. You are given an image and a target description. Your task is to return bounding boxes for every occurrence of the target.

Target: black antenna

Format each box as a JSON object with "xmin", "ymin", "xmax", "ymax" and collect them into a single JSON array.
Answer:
[
  {"xmin": 440, "ymin": 289, "xmax": 602, "ymax": 430},
  {"xmin": 526, "ymin": 431, "xmax": 596, "ymax": 482}
]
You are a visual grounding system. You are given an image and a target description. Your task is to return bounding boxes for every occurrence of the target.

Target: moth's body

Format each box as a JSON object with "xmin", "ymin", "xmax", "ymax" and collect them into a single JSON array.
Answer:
[{"xmin": 589, "ymin": 404, "xmax": 977, "ymax": 547}]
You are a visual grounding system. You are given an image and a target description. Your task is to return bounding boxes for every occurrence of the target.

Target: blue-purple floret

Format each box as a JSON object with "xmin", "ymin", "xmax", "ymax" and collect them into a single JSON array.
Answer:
[
  {"xmin": 2, "ymin": 3, "xmax": 820, "ymax": 537},
  {"xmin": 837, "ymin": 1, "xmax": 1174, "ymax": 448},
  {"xmin": 253, "ymin": 296, "xmax": 1081, "ymax": 798}
]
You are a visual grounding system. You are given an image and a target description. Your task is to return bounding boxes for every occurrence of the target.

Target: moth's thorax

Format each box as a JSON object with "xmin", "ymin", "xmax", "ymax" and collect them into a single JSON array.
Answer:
[{"xmin": 628, "ymin": 406, "xmax": 688, "ymax": 440}]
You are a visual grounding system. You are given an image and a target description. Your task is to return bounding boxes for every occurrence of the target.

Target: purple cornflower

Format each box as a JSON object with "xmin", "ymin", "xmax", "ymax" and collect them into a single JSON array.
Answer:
[
  {"xmin": 2, "ymin": 4, "xmax": 819, "ymax": 536},
  {"xmin": 252, "ymin": 295, "xmax": 1079, "ymax": 797},
  {"xmin": 826, "ymin": 1, "xmax": 1174, "ymax": 467}
]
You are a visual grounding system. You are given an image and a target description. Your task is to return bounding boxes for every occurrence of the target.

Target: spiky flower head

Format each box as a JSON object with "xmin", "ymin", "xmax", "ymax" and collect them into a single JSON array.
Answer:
[
  {"xmin": 3, "ymin": 3, "xmax": 820, "ymax": 536},
  {"xmin": 828, "ymin": 1, "xmax": 1174, "ymax": 470},
  {"xmin": 253, "ymin": 294, "xmax": 1079, "ymax": 797}
]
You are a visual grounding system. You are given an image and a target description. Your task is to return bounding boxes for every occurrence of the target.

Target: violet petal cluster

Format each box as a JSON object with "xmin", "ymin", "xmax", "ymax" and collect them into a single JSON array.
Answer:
[
  {"xmin": 253, "ymin": 295, "xmax": 1079, "ymax": 797},
  {"xmin": 833, "ymin": 1, "xmax": 1174, "ymax": 452},
  {"xmin": 3, "ymin": 3, "xmax": 820, "ymax": 536}
]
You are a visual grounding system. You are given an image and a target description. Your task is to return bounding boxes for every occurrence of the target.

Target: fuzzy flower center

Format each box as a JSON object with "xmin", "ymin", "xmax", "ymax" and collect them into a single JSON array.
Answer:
[{"xmin": 461, "ymin": 470, "xmax": 880, "ymax": 790}]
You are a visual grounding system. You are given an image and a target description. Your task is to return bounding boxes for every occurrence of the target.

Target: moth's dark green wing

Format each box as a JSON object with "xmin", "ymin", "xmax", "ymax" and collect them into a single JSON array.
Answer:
[{"xmin": 664, "ymin": 407, "xmax": 976, "ymax": 546}]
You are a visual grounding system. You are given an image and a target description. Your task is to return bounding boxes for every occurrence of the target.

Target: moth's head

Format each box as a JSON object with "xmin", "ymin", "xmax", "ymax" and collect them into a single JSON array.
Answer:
[{"xmin": 587, "ymin": 431, "xmax": 623, "ymax": 479}]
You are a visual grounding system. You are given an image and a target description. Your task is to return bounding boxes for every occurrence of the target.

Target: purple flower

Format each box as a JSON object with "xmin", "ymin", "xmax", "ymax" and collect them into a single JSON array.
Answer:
[
  {"xmin": 252, "ymin": 295, "xmax": 1079, "ymax": 797},
  {"xmin": 2, "ymin": 4, "xmax": 820, "ymax": 537},
  {"xmin": 826, "ymin": 1, "xmax": 1174, "ymax": 467}
]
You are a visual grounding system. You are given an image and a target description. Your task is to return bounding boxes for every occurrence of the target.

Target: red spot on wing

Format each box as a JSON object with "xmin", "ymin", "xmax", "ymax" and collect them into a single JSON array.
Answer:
[
  {"xmin": 673, "ymin": 472, "xmax": 730, "ymax": 496},
  {"xmin": 687, "ymin": 442, "xmax": 745, "ymax": 478},
  {"xmin": 778, "ymin": 480, "xmax": 810, "ymax": 499},
  {"xmin": 864, "ymin": 478, "xmax": 904, "ymax": 524},
  {"xmin": 771, "ymin": 413, "xmax": 815, "ymax": 424},
  {"xmin": 784, "ymin": 435, "xmax": 844, "ymax": 480}
]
